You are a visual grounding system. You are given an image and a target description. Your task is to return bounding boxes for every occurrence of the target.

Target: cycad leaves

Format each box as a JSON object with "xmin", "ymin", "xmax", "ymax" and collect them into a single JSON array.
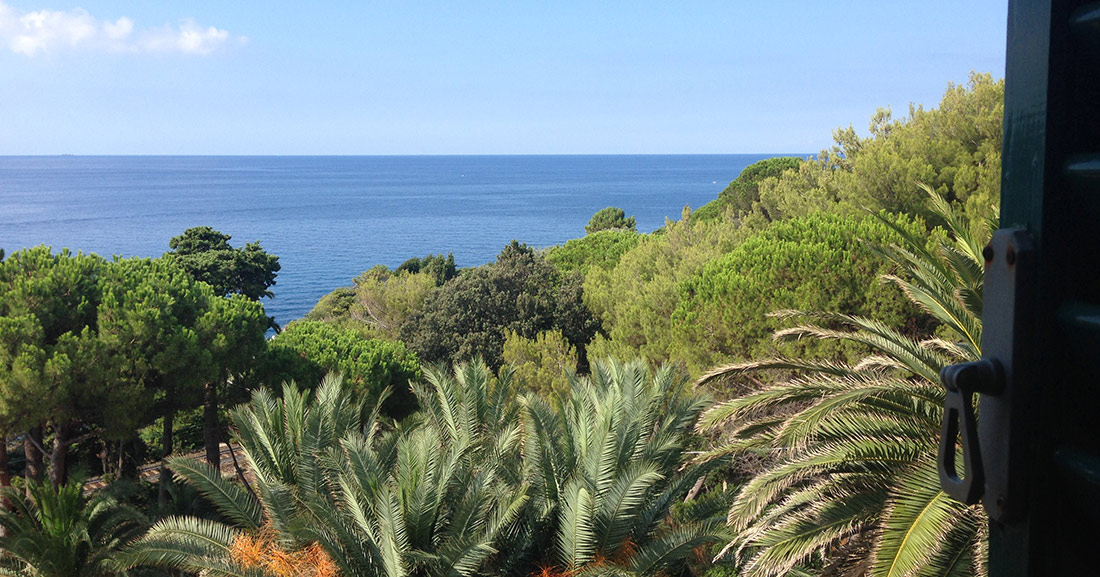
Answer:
[
  {"xmin": 168, "ymin": 456, "xmax": 263, "ymax": 530},
  {"xmin": 0, "ymin": 482, "xmax": 146, "ymax": 577},
  {"xmin": 529, "ymin": 359, "xmax": 719, "ymax": 576},
  {"xmin": 130, "ymin": 366, "xmax": 533, "ymax": 577},
  {"xmin": 559, "ymin": 480, "xmax": 597, "ymax": 568},
  {"xmin": 595, "ymin": 464, "xmax": 663, "ymax": 552},
  {"xmin": 122, "ymin": 516, "xmax": 241, "ymax": 576}
]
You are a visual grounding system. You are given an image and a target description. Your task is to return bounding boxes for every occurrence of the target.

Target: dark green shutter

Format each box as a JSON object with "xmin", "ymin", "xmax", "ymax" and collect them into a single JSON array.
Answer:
[{"xmin": 959, "ymin": 0, "xmax": 1100, "ymax": 574}]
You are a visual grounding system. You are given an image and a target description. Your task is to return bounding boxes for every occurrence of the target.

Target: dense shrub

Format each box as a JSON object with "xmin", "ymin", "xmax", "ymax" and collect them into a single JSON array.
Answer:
[
  {"xmin": 265, "ymin": 320, "xmax": 421, "ymax": 418},
  {"xmin": 401, "ymin": 241, "xmax": 599, "ymax": 371},
  {"xmin": 693, "ymin": 156, "xmax": 802, "ymax": 223},
  {"xmin": 755, "ymin": 73, "xmax": 1002, "ymax": 227},
  {"xmin": 670, "ymin": 212, "xmax": 932, "ymax": 375},
  {"xmin": 583, "ymin": 217, "xmax": 747, "ymax": 367},
  {"xmin": 305, "ymin": 266, "xmax": 437, "ymax": 340},
  {"xmin": 543, "ymin": 228, "xmax": 641, "ymax": 275},
  {"xmin": 501, "ymin": 329, "xmax": 576, "ymax": 400},
  {"xmin": 585, "ymin": 206, "xmax": 637, "ymax": 233},
  {"xmin": 394, "ymin": 252, "xmax": 456, "ymax": 286}
]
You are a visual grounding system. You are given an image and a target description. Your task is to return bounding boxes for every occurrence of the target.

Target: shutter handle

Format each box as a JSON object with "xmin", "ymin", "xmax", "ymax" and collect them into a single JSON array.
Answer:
[
  {"xmin": 937, "ymin": 229, "xmax": 1034, "ymax": 522},
  {"xmin": 938, "ymin": 359, "xmax": 1003, "ymax": 504}
]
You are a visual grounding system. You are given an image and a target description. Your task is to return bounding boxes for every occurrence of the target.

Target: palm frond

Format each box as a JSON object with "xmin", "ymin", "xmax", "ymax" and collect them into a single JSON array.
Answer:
[
  {"xmin": 169, "ymin": 456, "xmax": 263, "ymax": 529},
  {"xmin": 559, "ymin": 480, "xmax": 597, "ymax": 568},
  {"xmin": 698, "ymin": 187, "xmax": 992, "ymax": 577}
]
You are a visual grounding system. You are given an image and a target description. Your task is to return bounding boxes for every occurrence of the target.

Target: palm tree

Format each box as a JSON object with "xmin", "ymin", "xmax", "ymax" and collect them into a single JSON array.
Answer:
[
  {"xmin": 696, "ymin": 186, "xmax": 994, "ymax": 577},
  {"xmin": 126, "ymin": 371, "xmax": 527, "ymax": 577},
  {"xmin": 519, "ymin": 358, "xmax": 727, "ymax": 577},
  {"xmin": 0, "ymin": 480, "xmax": 146, "ymax": 577}
]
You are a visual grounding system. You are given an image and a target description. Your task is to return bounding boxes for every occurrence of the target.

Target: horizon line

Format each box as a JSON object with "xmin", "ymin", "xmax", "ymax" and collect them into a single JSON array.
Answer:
[{"xmin": 0, "ymin": 152, "xmax": 814, "ymax": 158}]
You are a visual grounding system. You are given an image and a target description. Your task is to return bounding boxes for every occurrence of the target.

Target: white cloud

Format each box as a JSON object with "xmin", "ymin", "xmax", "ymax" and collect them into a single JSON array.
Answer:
[
  {"xmin": 0, "ymin": 2, "xmax": 239, "ymax": 57},
  {"xmin": 103, "ymin": 17, "xmax": 132, "ymax": 41},
  {"xmin": 140, "ymin": 19, "xmax": 232, "ymax": 56}
]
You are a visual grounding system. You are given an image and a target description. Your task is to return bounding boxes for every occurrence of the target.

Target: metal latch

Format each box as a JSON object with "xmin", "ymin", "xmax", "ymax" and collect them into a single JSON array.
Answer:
[{"xmin": 937, "ymin": 228, "xmax": 1034, "ymax": 522}]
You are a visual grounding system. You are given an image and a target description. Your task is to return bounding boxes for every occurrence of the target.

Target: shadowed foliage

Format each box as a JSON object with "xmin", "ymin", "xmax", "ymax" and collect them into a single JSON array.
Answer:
[{"xmin": 0, "ymin": 480, "xmax": 146, "ymax": 577}]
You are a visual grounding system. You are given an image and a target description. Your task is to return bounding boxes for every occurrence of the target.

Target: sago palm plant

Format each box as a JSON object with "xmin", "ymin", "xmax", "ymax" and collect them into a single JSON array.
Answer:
[
  {"xmin": 412, "ymin": 360, "xmax": 527, "ymax": 488},
  {"xmin": 697, "ymin": 186, "xmax": 994, "ymax": 577},
  {"xmin": 0, "ymin": 480, "xmax": 146, "ymax": 577},
  {"xmin": 126, "ymin": 370, "xmax": 527, "ymax": 577},
  {"xmin": 519, "ymin": 358, "xmax": 728, "ymax": 577}
]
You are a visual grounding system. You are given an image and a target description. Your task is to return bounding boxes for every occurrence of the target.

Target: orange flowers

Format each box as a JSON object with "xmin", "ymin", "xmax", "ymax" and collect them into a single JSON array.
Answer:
[{"xmin": 229, "ymin": 527, "xmax": 338, "ymax": 577}]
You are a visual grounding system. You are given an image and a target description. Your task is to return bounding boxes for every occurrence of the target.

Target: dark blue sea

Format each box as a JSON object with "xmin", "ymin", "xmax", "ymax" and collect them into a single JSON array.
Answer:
[{"xmin": 0, "ymin": 155, "xmax": 792, "ymax": 325}]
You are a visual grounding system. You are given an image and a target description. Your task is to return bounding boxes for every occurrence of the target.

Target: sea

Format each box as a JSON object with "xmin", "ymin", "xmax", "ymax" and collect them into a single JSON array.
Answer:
[{"xmin": 0, "ymin": 154, "xmax": 794, "ymax": 326}]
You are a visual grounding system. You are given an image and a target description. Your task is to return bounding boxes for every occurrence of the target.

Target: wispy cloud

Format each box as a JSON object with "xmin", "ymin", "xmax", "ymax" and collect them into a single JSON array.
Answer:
[{"xmin": 0, "ymin": 2, "xmax": 243, "ymax": 57}]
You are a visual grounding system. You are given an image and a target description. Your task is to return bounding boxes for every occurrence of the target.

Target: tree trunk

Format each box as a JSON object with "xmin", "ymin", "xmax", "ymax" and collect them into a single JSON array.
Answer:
[
  {"xmin": 49, "ymin": 421, "xmax": 71, "ymax": 487},
  {"xmin": 684, "ymin": 475, "xmax": 706, "ymax": 503},
  {"xmin": 116, "ymin": 440, "xmax": 125, "ymax": 479},
  {"xmin": 203, "ymin": 381, "xmax": 221, "ymax": 467},
  {"xmin": 158, "ymin": 409, "xmax": 175, "ymax": 508},
  {"xmin": 1, "ymin": 434, "xmax": 10, "ymax": 503},
  {"xmin": 24, "ymin": 425, "xmax": 43, "ymax": 494},
  {"xmin": 0, "ymin": 434, "xmax": 8, "ymax": 537},
  {"xmin": 0, "ymin": 436, "xmax": 8, "ymax": 489},
  {"xmin": 99, "ymin": 438, "xmax": 108, "ymax": 479}
]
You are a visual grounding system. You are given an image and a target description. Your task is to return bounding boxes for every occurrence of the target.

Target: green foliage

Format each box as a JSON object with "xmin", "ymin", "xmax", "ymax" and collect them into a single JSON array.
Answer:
[
  {"xmin": 671, "ymin": 212, "xmax": 931, "ymax": 375},
  {"xmin": 266, "ymin": 320, "xmax": 421, "ymax": 418},
  {"xmin": 585, "ymin": 207, "xmax": 637, "ymax": 234},
  {"xmin": 544, "ymin": 229, "xmax": 642, "ymax": 276},
  {"xmin": 166, "ymin": 226, "xmax": 280, "ymax": 301},
  {"xmin": 583, "ymin": 217, "xmax": 748, "ymax": 368},
  {"xmin": 0, "ymin": 480, "xmax": 147, "ymax": 576},
  {"xmin": 97, "ymin": 258, "xmax": 222, "ymax": 432},
  {"xmin": 518, "ymin": 359, "xmax": 727, "ymax": 576},
  {"xmin": 305, "ymin": 286, "xmax": 357, "ymax": 321},
  {"xmin": 0, "ymin": 247, "xmax": 269, "ymax": 484},
  {"xmin": 754, "ymin": 73, "xmax": 1002, "ymax": 228},
  {"xmin": 125, "ymin": 355, "xmax": 725, "ymax": 577},
  {"xmin": 352, "ymin": 266, "xmax": 439, "ymax": 339},
  {"xmin": 501, "ymin": 329, "xmax": 577, "ymax": 400},
  {"xmin": 401, "ymin": 241, "xmax": 599, "ymax": 371},
  {"xmin": 306, "ymin": 264, "xmax": 440, "ymax": 342},
  {"xmin": 0, "ymin": 247, "xmax": 104, "ymax": 437},
  {"xmin": 695, "ymin": 189, "xmax": 992, "ymax": 577},
  {"xmin": 394, "ymin": 252, "xmax": 457, "ymax": 286},
  {"xmin": 127, "ymin": 373, "xmax": 528, "ymax": 577},
  {"xmin": 693, "ymin": 157, "xmax": 802, "ymax": 223}
]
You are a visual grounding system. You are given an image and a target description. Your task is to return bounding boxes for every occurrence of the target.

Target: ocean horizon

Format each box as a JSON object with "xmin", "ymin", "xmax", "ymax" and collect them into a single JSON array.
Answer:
[{"xmin": 1, "ymin": 154, "xmax": 803, "ymax": 325}]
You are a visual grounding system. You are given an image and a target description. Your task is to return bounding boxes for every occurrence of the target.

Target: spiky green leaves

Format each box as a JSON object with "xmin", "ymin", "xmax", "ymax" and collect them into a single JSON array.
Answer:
[
  {"xmin": 0, "ymin": 481, "xmax": 146, "ymax": 577},
  {"xmin": 128, "ymin": 369, "xmax": 528, "ymax": 577},
  {"xmin": 525, "ymin": 359, "xmax": 723, "ymax": 577}
]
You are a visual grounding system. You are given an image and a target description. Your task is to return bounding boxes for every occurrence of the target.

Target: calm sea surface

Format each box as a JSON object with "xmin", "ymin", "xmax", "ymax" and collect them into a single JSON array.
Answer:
[{"xmin": 0, "ymin": 155, "xmax": 793, "ymax": 325}]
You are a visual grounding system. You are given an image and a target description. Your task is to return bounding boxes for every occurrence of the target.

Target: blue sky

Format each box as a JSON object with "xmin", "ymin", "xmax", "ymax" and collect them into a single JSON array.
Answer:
[{"xmin": 0, "ymin": 1, "xmax": 1008, "ymax": 155}]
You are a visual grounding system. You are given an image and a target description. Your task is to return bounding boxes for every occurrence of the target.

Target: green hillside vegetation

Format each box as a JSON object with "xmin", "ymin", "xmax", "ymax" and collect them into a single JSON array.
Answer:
[
  {"xmin": 582, "ymin": 215, "xmax": 748, "ymax": 366},
  {"xmin": 754, "ymin": 73, "xmax": 1002, "ymax": 227},
  {"xmin": 303, "ymin": 74, "xmax": 1002, "ymax": 379},
  {"xmin": 585, "ymin": 206, "xmax": 637, "ymax": 233}
]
